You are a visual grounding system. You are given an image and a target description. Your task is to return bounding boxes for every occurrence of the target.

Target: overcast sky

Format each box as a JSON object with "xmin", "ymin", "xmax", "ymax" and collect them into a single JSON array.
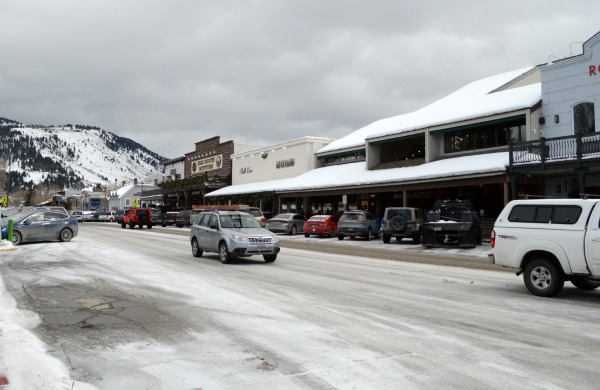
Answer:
[{"xmin": 1, "ymin": 1, "xmax": 599, "ymax": 159}]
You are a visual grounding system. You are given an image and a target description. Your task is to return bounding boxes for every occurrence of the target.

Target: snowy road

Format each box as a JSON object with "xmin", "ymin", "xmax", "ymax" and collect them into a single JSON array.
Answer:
[{"xmin": 2, "ymin": 224, "xmax": 600, "ymax": 389}]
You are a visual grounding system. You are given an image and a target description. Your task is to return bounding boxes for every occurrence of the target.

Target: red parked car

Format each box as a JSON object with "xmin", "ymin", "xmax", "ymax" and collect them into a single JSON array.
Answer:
[{"xmin": 304, "ymin": 215, "xmax": 338, "ymax": 238}]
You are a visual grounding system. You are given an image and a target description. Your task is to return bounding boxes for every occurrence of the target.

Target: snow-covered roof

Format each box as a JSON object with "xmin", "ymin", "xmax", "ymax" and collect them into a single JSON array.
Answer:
[
  {"xmin": 206, "ymin": 152, "xmax": 509, "ymax": 197},
  {"xmin": 317, "ymin": 67, "xmax": 540, "ymax": 155}
]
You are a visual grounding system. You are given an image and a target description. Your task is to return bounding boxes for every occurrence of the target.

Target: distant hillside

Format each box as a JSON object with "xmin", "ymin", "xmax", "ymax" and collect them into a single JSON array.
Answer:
[{"xmin": 0, "ymin": 117, "xmax": 166, "ymax": 192}]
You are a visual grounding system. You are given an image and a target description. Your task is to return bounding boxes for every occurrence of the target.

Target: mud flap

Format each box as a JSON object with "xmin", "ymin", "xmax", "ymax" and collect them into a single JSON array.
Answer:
[
  {"xmin": 458, "ymin": 227, "xmax": 477, "ymax": 248},
  {"xmin": 421, "ymin": 228, "xmax": 437, "ymax": 247}
]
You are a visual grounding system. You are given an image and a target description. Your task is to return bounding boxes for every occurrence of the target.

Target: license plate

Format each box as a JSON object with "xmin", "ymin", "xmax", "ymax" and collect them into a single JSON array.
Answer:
[
  {"xmin": 312, "ymin": 228, "xmax": 316, "ymax": 231},
  {"xmin": 259, "ymin": 245, "xmax": 267, "ymax": 250},
  {"xmin": 434, "ymin": 226, "xmax": 442, "ymax": 231}
]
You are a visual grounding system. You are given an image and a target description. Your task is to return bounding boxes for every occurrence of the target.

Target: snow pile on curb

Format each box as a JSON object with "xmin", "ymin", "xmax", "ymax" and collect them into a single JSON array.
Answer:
[{"xmin": 0, "ymin": 240, "xmax": 16, "ymax": 252}]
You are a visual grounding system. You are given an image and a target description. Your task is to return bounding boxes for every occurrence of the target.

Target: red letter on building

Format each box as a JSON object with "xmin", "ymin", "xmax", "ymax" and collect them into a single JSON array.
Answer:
[{"xmin": 590, "ymin": 65, "xmax": 597, "ymax": 76}]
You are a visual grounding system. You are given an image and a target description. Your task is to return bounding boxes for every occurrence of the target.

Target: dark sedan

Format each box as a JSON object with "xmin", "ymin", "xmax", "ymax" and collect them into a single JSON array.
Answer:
[
  {"xmin": 265, "ymin": 213, "xmax": 306, "ymax": 235},
  {"xmin": 1, "ymin": 209, "xmax": 78, "ymax": 245}
]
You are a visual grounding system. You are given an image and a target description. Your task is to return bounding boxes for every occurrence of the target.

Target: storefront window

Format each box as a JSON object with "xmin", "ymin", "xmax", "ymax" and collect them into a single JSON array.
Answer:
[{"xmin": 573, "ymin": 102, "xmax": 596, "ymax": 134}]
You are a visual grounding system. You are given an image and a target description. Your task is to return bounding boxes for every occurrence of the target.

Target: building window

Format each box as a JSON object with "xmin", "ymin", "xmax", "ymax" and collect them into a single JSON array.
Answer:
[
  {"xmin": 443, "ymin": 117, "xmax": 525, "ymax": 154},
  {"xmin": 573, "ymin": 102, "xmax": 596, "ymax": 134},
  {"xmin": 320, "ymin": 150, "xmax": 366, "ymax": 166},
  {"xmin": 125, "ymin": 198, "xmax": 131, "ymax": 207}
]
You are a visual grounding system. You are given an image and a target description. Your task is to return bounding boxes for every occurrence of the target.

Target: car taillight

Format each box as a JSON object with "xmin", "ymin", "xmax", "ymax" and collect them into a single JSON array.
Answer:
[
  {"xmin": 261, "ymin": 217, "xmax": 266, "ymax": 223},
  {"xmin": 358, "ymin": 217, "xmax": 365, "ymax": 222},
  {"xmin": 490, "ymin": 229, "xmax": 495, "ymax": 248}
]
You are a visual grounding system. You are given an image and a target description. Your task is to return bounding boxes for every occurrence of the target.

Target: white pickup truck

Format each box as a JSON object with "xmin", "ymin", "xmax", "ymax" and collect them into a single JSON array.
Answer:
[{"xmin": 489, "ymin": 199, "xmax": 600, "ymax": 297}]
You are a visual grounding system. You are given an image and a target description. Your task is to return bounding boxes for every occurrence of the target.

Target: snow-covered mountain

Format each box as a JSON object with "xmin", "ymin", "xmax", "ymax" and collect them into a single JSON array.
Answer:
[{"xmin": 1, "ymin": 117, "xmax": 166, "ymax": 190}]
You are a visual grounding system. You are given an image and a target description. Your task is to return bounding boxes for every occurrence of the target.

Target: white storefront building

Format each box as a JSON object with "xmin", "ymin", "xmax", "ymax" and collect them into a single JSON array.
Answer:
[{"xmin": 231, "ymin": 137, "xmax": 332, "ymax": 185}]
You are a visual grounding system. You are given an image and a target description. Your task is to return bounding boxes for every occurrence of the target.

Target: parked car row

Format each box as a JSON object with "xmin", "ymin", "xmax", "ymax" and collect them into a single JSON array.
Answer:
[{"xmin": 69, "ymin": 210, "xmax": 115, "ymax": 222}]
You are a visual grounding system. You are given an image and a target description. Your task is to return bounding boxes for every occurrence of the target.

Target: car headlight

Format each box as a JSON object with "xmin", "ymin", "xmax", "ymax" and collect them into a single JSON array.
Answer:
[
  {"xmin": 271, "ymin": 235, "xmax": 279, "ymax": 242},
  {"xmin": 231, "ymin": 234, "xmax": 249, "ymax": 242}
]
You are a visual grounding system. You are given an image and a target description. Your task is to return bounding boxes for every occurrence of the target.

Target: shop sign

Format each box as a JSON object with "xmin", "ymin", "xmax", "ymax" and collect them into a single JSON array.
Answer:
[
  {"xmin": 191, "ymin": 154, "xmax": 223, "ymax": 174},
  {"xmin": 240, "ymin": 167, "xmax": 253, "ymax": 175},
  {"xmin": 590, "ymin": 65, "xmax": 600, "ymax": 76},
  {"xmin": 276, "ymin": 158, "xmax": 295, "ymax": 169}
]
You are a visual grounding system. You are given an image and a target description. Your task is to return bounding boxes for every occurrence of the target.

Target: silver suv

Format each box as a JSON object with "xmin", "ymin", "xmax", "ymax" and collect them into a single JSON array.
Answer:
[
  {"xmin": 190, "ymin": 211, "xmax": 280, "ymax": 264},
  {"xmin": 381, "ymin": 207, "xmax": 423, "ymax": 244}
]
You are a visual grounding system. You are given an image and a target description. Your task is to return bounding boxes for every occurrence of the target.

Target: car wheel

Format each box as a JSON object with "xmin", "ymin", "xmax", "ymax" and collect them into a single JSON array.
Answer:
[
  {"xmin": 161, "ymin": 223, "xmax": 166, "ymax": 227},
  {"xmin": 524, "ymin": 258, "xmax": 564, "ymax": 297},
  {"xmin": 147, "ymin": 224, "xmax": 152, "ymax": 229},
  {"xmin": 390, "ymin": 216, "xmax": 406, "ymax": 233},
  {"xmin": 338, "ymin": 234, "xmax": 344, "ymax": 240},
  {"xmin": 304, "ymin": 233, "xmax": 310, "ymax": 237},
  {"xmin": 219, "ymin": 242, "xmax": 232, "ymax": 264},
  {"xmin": 383, "ymin": 234, "xmax": 391, "ymax": 244},
  {"xmin": 121, "ymin": 222, "xmax": 126, "ymax": 229},
  {"xmin": 365, "ymin": 228, "xmax": 372, "ymax": 241},
  {"xmin": 12, "ymin": 231, "xmax": 23, "ymax": 246},
  {"xmin": 263, "ymin": 254, "xmax": 277, "ymax": 262},
  {"xmin": 129, "ymin": 222, "xmax": 135, "ymax": 229},
  {"xmin": 59, "ymin": 228, "xmax": 73, "ymax": 242},
  {"xmin": 191, "ymin": 238, "xmax": 203, "ymax": 258},
  {"xmin": 291, "ymin": 225, "xmax": 297, "ymax": 235}
]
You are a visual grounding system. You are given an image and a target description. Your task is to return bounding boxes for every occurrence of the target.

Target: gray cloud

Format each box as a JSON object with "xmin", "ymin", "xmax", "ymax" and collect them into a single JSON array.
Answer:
[{"xmin": 1, "ymin": 0, "xmax": 598, "ymax": 158}]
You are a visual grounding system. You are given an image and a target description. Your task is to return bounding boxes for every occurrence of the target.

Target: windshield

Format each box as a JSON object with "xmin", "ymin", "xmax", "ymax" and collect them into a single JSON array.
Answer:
[
  {"xmin": 219, "ymin": 214, "xmax": 261, "ymax": 228},
  {"xmin": 4, "ymin": 210, "xmax": 39, "ymax": 223},
  {"xmin": 340, "ymin": 213, "xmax": 362, "ymax": 221},
  {"xmin": 387, "ymin": 209, "xmax": 411, "ymax": 219},
  {"xmin": 308, "ymin": 215, "xmax": 328, "ymax": 221},
  {"xmin": 246, "ymin": 209, "xmax": 262, "ymax": 217},
  {"xmin": 273, "ymin": 214, "xmax": 293, "ymax": 220}
]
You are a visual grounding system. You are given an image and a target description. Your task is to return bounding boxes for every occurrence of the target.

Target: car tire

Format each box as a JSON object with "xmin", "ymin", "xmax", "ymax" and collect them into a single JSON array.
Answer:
[
  {"xmin": 12, "ymin": 231, "xmax": 22, "ymax": 246},
  {"xmin": 304, "ymin": 233, "xmax": 310, "ymax": 237},
  {"xmin": 390, "ymin": 216, "xmax": 406, "ymax": 233},
  {"xmin": 338, "ymin": 234, "xmax": 344, "ymax": 240},
  {"xmin": 219, "ymin": 242, "xmax": 232, "ymax": 264},
  {"xmin": 383, "ymin": 234, "xmax": 391, "ymax": 244},
  {"xmin": 129, "ymin": 222, "xmax": 135, "ymax": 229},
  {"xmin": 365, "ymin": 228, "xmax": 372, "ymax": 241},
  {"xmin": 524, "ymin": 258, "xmax": 564, "ymax": 297},
  {"xmin": 59, "ymin": 228, "xmax": 73, "ymax": 242},
  {"xmin": 412, "ymin": 233, "xmax": 421, "ymax": 244},
  {"xmin": 263, "ymin": 254, "xmax": 277, "ymax": 262},
  {"xmin": 147, "ymin": 224, "xmax": 152, "ymax": 229},
  {"xmin": 191, "ymin": 238, "xmax": 203, "ymax": 258},
  {"xmin": 121, "ymin": 222, "xmax": 126, "ymax": 229},
  {"xmin": 291, "ymin": 225, "xmax": 297, "ymax": 235}
]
